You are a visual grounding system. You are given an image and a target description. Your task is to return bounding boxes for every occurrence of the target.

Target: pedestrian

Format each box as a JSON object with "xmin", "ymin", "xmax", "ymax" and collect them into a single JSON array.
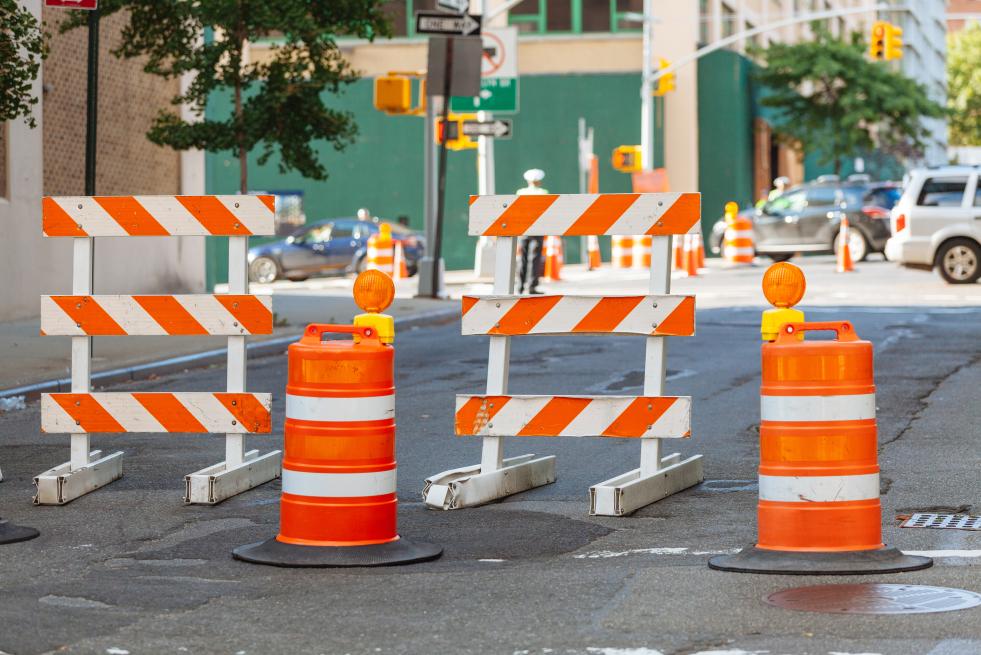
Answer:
[
  {"xmin": 516, "ymin": 168, "xmax": 548, "ymax": 295},
  {"xmin": 756, "ymin": 176, "xmax": 791, "ymax": 208}
]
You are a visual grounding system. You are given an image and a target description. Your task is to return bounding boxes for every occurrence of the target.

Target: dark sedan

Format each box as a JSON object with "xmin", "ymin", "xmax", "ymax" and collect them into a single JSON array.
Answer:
[
  {"xmin": 247, "ymin": 218, "xmax": 425, "ymax": 283},
  {"xmin": 710, "ymin": 178, "xmax": 901, "ymax": 262}
]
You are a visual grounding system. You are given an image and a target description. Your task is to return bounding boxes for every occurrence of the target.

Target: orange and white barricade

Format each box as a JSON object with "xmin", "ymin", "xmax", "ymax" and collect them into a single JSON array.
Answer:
[
  {"xmin": 544, "ymin": 235, "xmax": 563, "ymax": 280},
  {"xmin": 234, "ymin": 284, "xmax": 441, "ymax": 566},
  {"xmin": 367, "ymin": 223, "xmax": 394, "ymax": 275},
  {"xmin": 723, "ymin": 202, "xmax": 754, "ymax": 265},
  {"xmin": 632, "ymin": 235, "xmax": 652, "ymax": 269},
  {"xmin": 424, "ymin": 192, "xmax": 704, "ymax": 515},
  {"xmin": 36, "ymin": 196, "xmax": 281, "ymax": 505},
  {"xmin": 710, "ymin": 264, "xmax": 931, "ymax": 574},
  {"xmin": 611, "ymin": 235, "xmax": 633, "ymax": 268}
]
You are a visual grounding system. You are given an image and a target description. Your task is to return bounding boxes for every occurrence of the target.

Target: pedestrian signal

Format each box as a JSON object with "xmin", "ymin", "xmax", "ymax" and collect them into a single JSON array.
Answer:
[
  {"xmin": 869, "ymin": 21, "xmax": 886, "ymax": 60},
  {"xmin": 435, "ymin": 114, "xmax": 478, "ymax": 151},
  {"xmin": 884, "ymin": 23, "xmax": 903, "ymax": 60},
  {"xmin": 611, "ymin": 145, "xmax": 642, "ymax": 173},
  {"xmin": 654, "ymin": 58, "xmax": 676, "ymax": 96},
  {"xmin": 374, "ymin": 75, "xmax": 412, "ymax": 114}
]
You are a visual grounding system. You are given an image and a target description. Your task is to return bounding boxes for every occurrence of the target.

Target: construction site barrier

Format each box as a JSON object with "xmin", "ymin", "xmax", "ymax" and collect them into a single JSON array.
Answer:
[
  {"xmin": 424, "ymin": 192, "xmax": 704, "ymax": 515},
  {"xmin": 35, "ymin": 195, "xmax": 281, "ymax": 505},
  {"xmin": 234, "ymin": 302, "xmax": 441, "ymax": 566}
]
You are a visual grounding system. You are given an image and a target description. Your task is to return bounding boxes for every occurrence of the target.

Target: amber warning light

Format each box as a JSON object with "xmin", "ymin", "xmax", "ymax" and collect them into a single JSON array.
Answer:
[
  {"xmin": 353, "ymin": 270, "xmax": 396, "ymax": 344},
  {"xmin": 760, "ymin": 262, "xmax": 806, "ymax": 341}
]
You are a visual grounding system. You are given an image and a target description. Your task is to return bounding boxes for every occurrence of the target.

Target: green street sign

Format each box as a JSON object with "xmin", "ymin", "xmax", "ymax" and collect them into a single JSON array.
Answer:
[{"xmin": 451, "ymin": 77, "xmax": 519, "ymax": 114}]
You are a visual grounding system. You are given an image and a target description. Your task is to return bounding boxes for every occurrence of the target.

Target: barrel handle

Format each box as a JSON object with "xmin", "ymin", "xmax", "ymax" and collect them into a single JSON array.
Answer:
[
  {"xmin": 776, "ymin": 321, "xmax": 859, "ymax": 343},
  {"xmin": 299, "ymin": 323, "xmax": 379, "ymax": 345}
]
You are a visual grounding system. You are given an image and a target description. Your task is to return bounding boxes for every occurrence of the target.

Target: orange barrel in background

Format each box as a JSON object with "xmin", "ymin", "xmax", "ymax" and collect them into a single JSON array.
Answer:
[
  {"xmin": 611, "ymin": 235, "xmax": 633, "ymax": 269},
  {"xmin": 710, "ymin": 319, "xmax": 931, "ymax": 575},
  {"xmin": 632, "ymin": 235, "xmax": 652, "ymax": 269},
  {"xmin": 367, "ymin": 224, "xmax": 394, "ymax": 276},
  {"xmin": 233, "ymin": 321, "xmax": 441, "ymax": 567}
]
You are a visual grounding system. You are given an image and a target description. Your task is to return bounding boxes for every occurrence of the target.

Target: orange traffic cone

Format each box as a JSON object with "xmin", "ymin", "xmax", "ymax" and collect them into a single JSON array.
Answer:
[
  {"xmin": 695, "ymin": 232, "xmax": 705, "ymax": 269},
  {"xmin": 587, "ymin": 235, "xmax": 602, "ymax": 270},
  {"xmin": 393, "ymin": 241, "xmax": 409, "ymax": 279},
  {"xmin": 673, "ymin": 235, "xmax": 684, "ymax": 271},
  {"xmin": 837, "ymin": 216, "xmax": 855, "ymax": 273},
  {"xmin": 544, "ymin": 235, "xmax": 563, "ymax": 280},
  {"xmin": 684, "ymin": 234, "xmax": 699, "ymax": 277}
]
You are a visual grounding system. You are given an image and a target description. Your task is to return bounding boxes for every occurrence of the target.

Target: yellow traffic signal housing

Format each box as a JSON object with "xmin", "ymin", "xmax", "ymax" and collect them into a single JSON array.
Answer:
[
  {"xmin": 374, "ymin": 75, "xmax": 412, "ymax": 114},
  {"xmin": 869, "ymin": 21, "xmax": 886, "ymax": 60},
  {"xmin": 612, "ymin": 145, "xmax": 642, "ymax": 173},
  {"xmin": 435, "ymin": 113, "xmax": 478, "ymax": 151},
  {"xmin": 654, "ymin": 58, "xmax": 676, "ymax": 96},
  {"xmin": 884, "ymin": 22, "xmax": 903, "ymax": 60}
]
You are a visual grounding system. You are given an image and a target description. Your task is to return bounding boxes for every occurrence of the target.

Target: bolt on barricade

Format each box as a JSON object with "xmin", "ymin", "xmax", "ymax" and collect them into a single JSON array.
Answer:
[{"xmin": 709, "ymin": 262, "xmax": 932, "ymax": 574}]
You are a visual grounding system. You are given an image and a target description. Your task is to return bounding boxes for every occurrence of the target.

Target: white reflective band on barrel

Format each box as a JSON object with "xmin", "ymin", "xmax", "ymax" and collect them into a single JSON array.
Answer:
[
  {"xmin": 758, "ymin": 473, "xmax": 879, "ymax": 502},
  {"xmin": 760, "ymin": 393, "xmax": 875, "ymax": 422},
  {"xmin": 285, "ymin": 393, "xmax": 394, "ymax": 422},
  {"xmin": 281, "ymin": 468, "xmax": 397, "ymax": 497}
]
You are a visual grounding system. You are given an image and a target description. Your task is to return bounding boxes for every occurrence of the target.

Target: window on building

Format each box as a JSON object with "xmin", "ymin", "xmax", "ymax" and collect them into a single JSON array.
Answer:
[
  {"xmin": 721, "ymin": 4, "xmax": 736, "ymax": 38},
  {"xmin": 747, "ymin": 22, "xmax": 762, "ymax": 48},
  {"xmin": 582, "ymin": 1, "xmax": 611, "ymax": 32},
  {"xmin": 611, "ymin": 0, "xmax": 643, "ymax": 32},
  {"xmin": 0, "ymin": 123, "xmax": 7, "ymax": 200},
  {"xmin": 699, "ymin": 0, "xmax": 710, "ymax": 44},
  {"xmin": 917, "ymin": 178, "xmax": 968, "ymax": 207}
]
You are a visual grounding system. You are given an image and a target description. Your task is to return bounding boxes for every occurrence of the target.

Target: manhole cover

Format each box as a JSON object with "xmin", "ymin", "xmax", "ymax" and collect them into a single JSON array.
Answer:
[
  {"xmin": 902, "ymin": 513, "xmax": 981, "ymax": 531},
  {"xmin": 766, "ymin": 584, "xmax": 981, "ymax": 614}
]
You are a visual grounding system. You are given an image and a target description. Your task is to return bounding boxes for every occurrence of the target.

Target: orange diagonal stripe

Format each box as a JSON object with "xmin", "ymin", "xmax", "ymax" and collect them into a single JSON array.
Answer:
[
  {"xmin": 51, "ymin": 394, "xmax": 125, "ymax": 433},
  {"xmin": 646, "ymin": 193, "xmax": 701, "ymax": 235},
  {"xmin": 176, "ymin": 196, "xmax": 251, "ymax": 235},
  {"xmin": 469, "ymin": 195, "xmax": 479, "ymax": 206},
  {"xmin": 483, "ymin": 195, "xmax": 557, "ymax": 236},
  {"xmin": 215, "ymin": 295, "xmax": 273, "ymax": 335},
  {"xmin": 455, "ymin": 396, "xmax": 509, "ymax": 435},
  {"xmin": 50, "ymin": 296, "xmax": 127, "ymax": 335},
  {"xmin": 94, "ymin": 196, "xmax": 169, "ymax": 236},
  {"xmin": 132, "ymin": 296, "xmax": 208, "ymax": 335},
  {"xmin": 602, "ymin": 397, "xmax": 677, "ymax": 438},
  {"xmin": 517, "ymin": 397, "xmax": 591, "ymax": 436},
  {"xmin": 461, "ymin": 296, "xmax": 478, "ymax": 316},
  {"xmin": 493, "ymin": 296, "xmax": 562, "ymax": 335},
  {"xmin": 654, "ymin": 296, "xmax": 695, "ymax": 336},
  {"xmin": 258, "ymin": 195, "xmax": 275, "ymax": 212},
  {"xmin": 215, "ymin": 393, "xmax": 271, "ymax": 433},
  {"xmin": 565, "ymin": 194, "xmax": 639, "ymax": 235},
  {"xmin": 572, "ymin": 297, "xmax": 645, "ymax": 333},
  {"xmin": 42, "ymin": 198, "xmax": 87, "ymax": 236},
  {"xmin": 132, "ymin": 393, "xmax": 207, "ymax": 433}
]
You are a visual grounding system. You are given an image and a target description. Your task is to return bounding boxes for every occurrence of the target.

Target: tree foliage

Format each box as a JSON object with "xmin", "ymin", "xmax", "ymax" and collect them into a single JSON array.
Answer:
[
  {"xmin": 751, "ymin": 26, "xmax": 944, "ymax": 174},
  {"xmin": 947, "ymin": 22, "xmax": 981, "ymax": 146},
  {"xmin": 61, "ymin": 1, "xmax": 392, "ymax": 192},
  {"xmin": 0, "ymin": 0, "xmax": 47, "ymax": 128}
]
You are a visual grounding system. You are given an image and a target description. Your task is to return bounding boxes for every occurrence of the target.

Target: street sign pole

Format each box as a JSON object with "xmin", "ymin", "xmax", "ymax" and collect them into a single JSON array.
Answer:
[
  {"xmin": 428, "ymin": 37, "xmax": 455, "ymax": 298},
  {"xmin": 640, "ymin": 0, "xmax": 653, "ymax": 171},
  {"xmin": 85, "ymin": 6, "xmax": 99, "ymax": 196}
]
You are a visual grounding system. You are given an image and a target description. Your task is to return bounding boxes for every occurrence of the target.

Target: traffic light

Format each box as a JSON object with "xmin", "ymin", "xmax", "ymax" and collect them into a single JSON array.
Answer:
[
  {"xmin": 612, "ymin": 145, "xmax": 642, "ymax": 173},
  {"xmin": 654, "ymin": 58, "xmax": 675, "ymax": 96},
  {"xmin": 374, "ymin": 75, "xmax": 412, "ymax": 114},
  {"xmin": 869, "ymin": 21, "xmax": 886, "ymax": 60},
  {"xmin": 884, "ymin": 22, "xmax": 903, "ymax": 60},
  {"xmin": 435, "ymin": 113, "xmax": 478, "ymax": 151}
]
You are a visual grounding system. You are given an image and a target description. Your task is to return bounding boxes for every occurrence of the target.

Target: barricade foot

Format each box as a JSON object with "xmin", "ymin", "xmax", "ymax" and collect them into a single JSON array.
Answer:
[
  {"xmin": 232, "ymin": 536, "xmax": 442, "ymax": 568},
  {"xmin": 589, "ymin": 453, "xmax": 703, "ymax": 516},
  {"xmin": 423, "ymin": 454, "xmax": 557, "ymax": 510},
  {"xmin": 0, "ymin": 518, "xmax": 39, "ymax": 544},
  {"xmin": 708, "ymin": 546, "xmax": 933, "ymax": 575},
  {"xmin": 33, "ymin": 450, "xmax": 124, "ymax": 505},
  {"xmin": 184, "ymin": 449, "xmax": 282, "ymax": 505}
]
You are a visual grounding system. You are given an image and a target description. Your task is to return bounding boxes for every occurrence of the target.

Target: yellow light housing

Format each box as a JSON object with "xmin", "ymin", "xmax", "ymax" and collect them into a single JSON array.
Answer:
[{"xmin": 724, "ymin": 201, "xmax": 739, "ymax": 216}]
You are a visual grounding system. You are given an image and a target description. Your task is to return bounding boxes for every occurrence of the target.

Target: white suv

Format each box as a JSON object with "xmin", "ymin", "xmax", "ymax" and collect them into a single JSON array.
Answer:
[{"xmin": 885, "ymin": 166, "xmax": 981, "ymax": 284}]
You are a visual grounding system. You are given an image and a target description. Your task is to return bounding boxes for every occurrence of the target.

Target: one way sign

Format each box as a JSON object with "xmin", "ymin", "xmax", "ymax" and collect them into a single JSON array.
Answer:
[
  {"xmin": 462, "ymin": 119, "xmax": 512, "ymax": 139},
  {"xmin": 416, "ymin": 11, "xmax": 482, "ymax": 36}
]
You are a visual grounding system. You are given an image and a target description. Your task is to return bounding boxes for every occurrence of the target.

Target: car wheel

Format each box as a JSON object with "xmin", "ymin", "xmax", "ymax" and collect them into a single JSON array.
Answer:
[
  {"xmin": 765, "ymin": 253, "xmax": 794, "ymax": 262},
  {"xmin": 834, "ymin": 228, "xmax": 869, "ymax": 262},
  {"xmin": 249, "ymin": 257, "xmax": 279, "ymax": 284},
  {"xmin": 935, "ymin": 238, "xmax": 981, "ymax": 285}
]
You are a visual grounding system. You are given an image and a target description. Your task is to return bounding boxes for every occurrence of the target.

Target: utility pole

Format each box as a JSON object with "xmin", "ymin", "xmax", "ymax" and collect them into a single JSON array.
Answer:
[
  {"xmin": 639, "ymin": 0, "xmax": 653, "ymax": 170},
  {"xmin": 473, "ymin": 0, "xmax": 496, "ymax": 278}
]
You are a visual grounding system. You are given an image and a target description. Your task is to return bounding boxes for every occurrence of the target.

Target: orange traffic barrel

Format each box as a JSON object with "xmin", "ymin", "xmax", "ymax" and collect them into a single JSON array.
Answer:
[
  {"xmin": 0, "ymin": 517, "xmax": 38, "ymax": 545},
  {"xmin": 631, "ymin": 235, "xmax": 652, "ymax": 269},
  {"xmin": 367, "ymin": 224, "xmax": 394, "ymax": 276},
  {"xmin": 233, "ymin": 322, "xmax": 441, "ymax": 567},
  {"xmin": 612, "ymin": 235, "xmax": 633, "ymax": 269},
  {"xmin": 723, "ymin": 202, "xmax": 754, "ymax": 265},
  {"xmin": 710, "ymin": 320, "xmax": 931, "ymax": 575}
]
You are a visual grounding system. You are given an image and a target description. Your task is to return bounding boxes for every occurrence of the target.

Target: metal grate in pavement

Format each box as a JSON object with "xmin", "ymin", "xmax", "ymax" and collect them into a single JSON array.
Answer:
[
  {"xmin": 767, "ymin": 584, "xmax": 981, "ymax": 615},
  {"xmin": 901, "ymin": 513, "xmax": 981, "ymax": 531}
]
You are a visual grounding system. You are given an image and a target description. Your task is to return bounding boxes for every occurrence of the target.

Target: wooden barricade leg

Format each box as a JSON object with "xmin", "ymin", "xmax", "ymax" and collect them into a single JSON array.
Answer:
[
  {"xmin": 34, "ymin": 237, "xmax": 123, "ymax": 505},
  {"xmin": 422, "ymin": 236, "xmax": 556, "ymax": 510},
  {"xmin": 184, "ymin": 235, "xmax": 282, "ymax": 504},
  {"xmin": 589, "ymin": 235, "xmax": 704, "ymax": 516}
]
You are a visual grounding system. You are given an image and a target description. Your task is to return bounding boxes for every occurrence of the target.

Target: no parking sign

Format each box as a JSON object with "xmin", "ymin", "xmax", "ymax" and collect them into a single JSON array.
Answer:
[{"xmin": 451, "ymin": 26, "xmax": 519, "ymax": 114}]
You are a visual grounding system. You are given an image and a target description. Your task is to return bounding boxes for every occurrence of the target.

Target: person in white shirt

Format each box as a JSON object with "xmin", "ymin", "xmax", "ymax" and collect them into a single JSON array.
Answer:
[{"xmin": 516, "ymin": 168, "xmax": 548, "ymax": 294}]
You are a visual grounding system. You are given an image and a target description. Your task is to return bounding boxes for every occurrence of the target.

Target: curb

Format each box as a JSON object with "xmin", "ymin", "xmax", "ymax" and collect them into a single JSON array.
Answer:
[{"xmin": 0, "ymin": 307, "xmax": 460, "ymax": 403}]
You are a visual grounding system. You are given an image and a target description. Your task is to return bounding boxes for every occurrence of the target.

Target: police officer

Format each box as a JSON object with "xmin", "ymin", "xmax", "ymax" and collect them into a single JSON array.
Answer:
[{"xmin": 516, "ymin": 169, "xmax": 548, "ymax": 294}]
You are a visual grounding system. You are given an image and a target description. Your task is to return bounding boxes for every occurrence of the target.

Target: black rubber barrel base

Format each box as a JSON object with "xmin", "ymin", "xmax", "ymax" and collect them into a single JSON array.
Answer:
[
  {"xmin": 709, "ymin": 546, "xmax": 933, "ymax": 575},
  {"xmin": 0, "ymin": 518, "xmax": 40, "ymax": 545},
  {"xmin": 232, "ymin": 535, "xmax": 443, "ymax": 568}
]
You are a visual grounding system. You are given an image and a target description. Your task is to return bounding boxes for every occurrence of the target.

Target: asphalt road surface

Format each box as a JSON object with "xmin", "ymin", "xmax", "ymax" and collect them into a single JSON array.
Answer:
[{"xmin": 0, "ymin": 301, "xmax": 979, "ymax": 654}]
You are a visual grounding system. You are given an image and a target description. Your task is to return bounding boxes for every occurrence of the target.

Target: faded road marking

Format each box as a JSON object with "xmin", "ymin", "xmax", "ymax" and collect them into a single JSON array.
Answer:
[{"xmin": 574, "ymin": 547, "xmax": 741, "ymax": 559}]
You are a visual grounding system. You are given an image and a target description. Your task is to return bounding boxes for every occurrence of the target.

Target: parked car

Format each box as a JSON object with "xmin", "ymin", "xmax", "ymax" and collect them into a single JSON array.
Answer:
[
  {"xmin": 247, "ymin": 218, "xmax": 425, "ymax": 283},
  {"xmin": 884, "ymin": 165, "xmax": 981, "ymax": 284},
  {"xmin": 709, "ymin": 176, "xmax": 901, "ymax": 262}
]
